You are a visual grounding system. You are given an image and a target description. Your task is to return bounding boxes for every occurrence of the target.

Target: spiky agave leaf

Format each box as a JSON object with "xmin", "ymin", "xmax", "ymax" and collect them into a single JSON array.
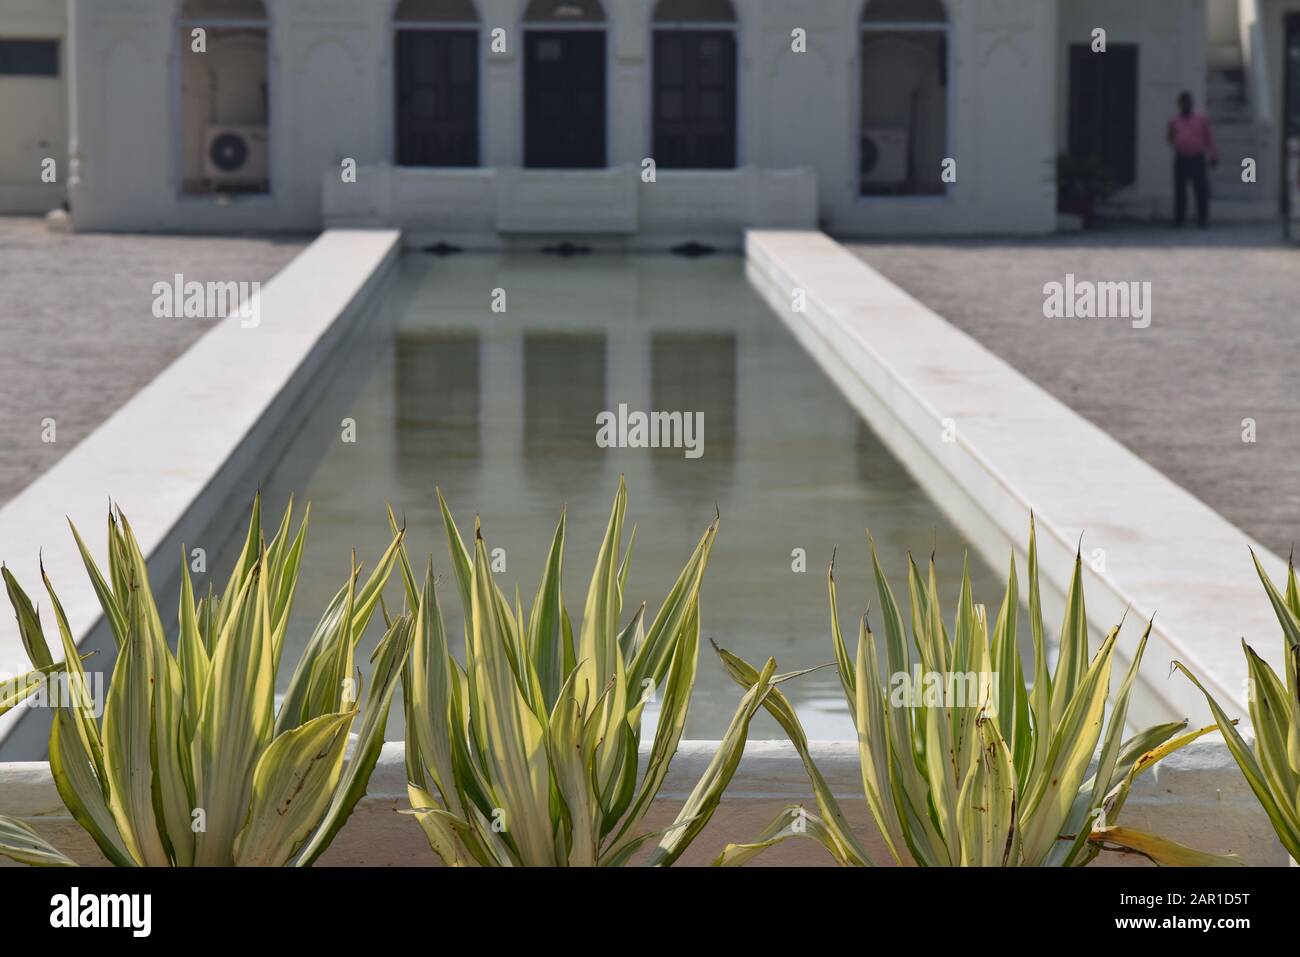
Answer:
[
  {"xmin": 646, "ymin": 656, "xmax": 780, "ymax": 866},
  {"xmin": 0, "ymin": 661, "xmax": 79, "ymax": 866},
  {"xmin": 1173, "ymin": 551, "xmax": 1300, "ymax": 862},
  {"xmin": 0, "ymin": 657, "xmax": 66, "ymax": 716},
  {"xmin": 712, "ymin": 804, "xmax": 845, "ymax": 867},
  {"xmin": 0, "ymin": 816, "xmax": 77, "ymax": 867},
  {"xmin": 0, "ymin": 496, "xmax": 407, "ymax": 867},
  {"xmin": 713, "ymin": 639, "xmax": 872, "ymax": 866},
  {"xmin": 716, "ymin": 519, "xmax": 1234, "ymax": 866},
  {"xmin": 1074, "ymin": 721, "xmax": 1239, "ymax": 866},
  {"xmin": 1089, "ymin": 825, "xmax": 1245, "ymax": 866},
  {"xmin": 401, "ymin": 480, "xmax": 772, "ymax": 866}
]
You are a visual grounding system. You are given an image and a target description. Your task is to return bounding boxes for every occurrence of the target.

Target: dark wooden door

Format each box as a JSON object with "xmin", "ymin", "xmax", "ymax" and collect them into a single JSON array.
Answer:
[
  {"xmin": 653, "ymin": 30, "xmax": 737, "ymax": 169},
  {"xmin": 1068, "ymin": 43, "xmax": 1138, "ymax": 189},
  {"xmin": 524, "ymin": 31, "xmax": 606, "ymax": 168},
  {"xmin": 396, "ymin": 29, "xmax": 479, "ymax": 167}
]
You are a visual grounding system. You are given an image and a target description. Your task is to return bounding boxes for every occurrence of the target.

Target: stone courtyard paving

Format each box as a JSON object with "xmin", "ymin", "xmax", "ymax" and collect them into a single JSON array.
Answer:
[
  {"xmin": 852, "ymin": 223, "xmax": 1300, "ymax": 557},
  {"xmin": 0, "ymin": 216, "xmax": 307, "ymax": 506}
]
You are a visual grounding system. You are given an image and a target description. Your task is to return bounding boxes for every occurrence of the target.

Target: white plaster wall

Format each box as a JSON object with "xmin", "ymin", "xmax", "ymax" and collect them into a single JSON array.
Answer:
[
  {"xmin": 62, "ymin": 0, "xmax": 1066, "ymax": 235},
  {"xmin": 0, "ymin": 0, "xmax": 67, "ymax": 214},
  {"xmin": 60, "ymin": 1, "xmax": 1226, "ymax": 236},
  {"xmin": 1056, "ymin": 0, "xmax": 1209, "ymax": 218},
  {"xmin": 1255, "ymin": 0, "xmax": 1300, "ymax": 130},
  {"xmin": 736, "ymin": 0, "xmax": 1060, "ymax": 236},
  {"xmin": 1223, "ymin": 0, "xmax": 1292, "ymax": 210},
  {"xmin": 1208, "ymin": 0, "xmax": 1242, "ymax": 67},
  {"xmin": 68, "ymin": 0, "xmax": 390, "ymax": 232},
  {"xmin": 179, "ymin": 28, "xmax": 270, "ymax": 188}
]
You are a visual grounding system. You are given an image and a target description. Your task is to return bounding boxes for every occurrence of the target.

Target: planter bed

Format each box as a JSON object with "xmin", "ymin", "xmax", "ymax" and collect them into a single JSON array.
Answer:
[{"xmin": 0, "ymin": 739, "xmax": 1286, "ymax": 867}]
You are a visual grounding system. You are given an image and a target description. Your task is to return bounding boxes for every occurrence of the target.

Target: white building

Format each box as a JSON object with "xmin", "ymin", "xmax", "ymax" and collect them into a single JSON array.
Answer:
[{"xmin": 1, "ymin": 0, "xmax": 1297, "ymax": 244}]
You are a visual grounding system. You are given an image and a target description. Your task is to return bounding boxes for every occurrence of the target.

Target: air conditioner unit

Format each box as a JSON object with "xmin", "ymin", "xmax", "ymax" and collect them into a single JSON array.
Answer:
[
  {"xmin": 204, "ymin": 125, "xmax": 269, "ymax": 185},
  {"xmin": 860, "ymin": 127, "xmax": 909, "ymax": 186}
]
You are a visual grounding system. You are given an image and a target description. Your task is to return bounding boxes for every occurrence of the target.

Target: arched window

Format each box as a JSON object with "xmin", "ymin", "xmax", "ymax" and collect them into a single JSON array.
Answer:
[
  {"xmin": 859, "ymin": 0, "xmax": 949, "ymax": 196},
  {"xmin": 394, "ymin": 0, "xmax": 480, "ymax": 167},
  {"xmin": 523, "ymin": 0, "xmax": 607, "ymax": 168},
  {"xmin": 523, "ymin": 0, "xmax": 605, "ymax": 22},
  {"xmin": 395, "ymin": 0, "xmax": 476, "ymax": 18},
  {"xmin": 178, "ymin": 0, "xmax": 270, "ymax": 194},
  {"xmin": 651, "ymin": 0, "xmax": 737, "ymax": 169},
  {"xmin": 183, "ymin": 0, "xmax": 265, "ymax": 16}
]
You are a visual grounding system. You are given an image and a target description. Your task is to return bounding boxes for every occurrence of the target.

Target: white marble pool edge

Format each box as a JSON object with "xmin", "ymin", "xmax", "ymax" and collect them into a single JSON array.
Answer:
[
  {"xmin": 0, "ymin": 228, "xmax": 402, "ymax": 754},
  {"xmin": 745, "ymin": 229, "xmax": 1284, "ymax": 733}
]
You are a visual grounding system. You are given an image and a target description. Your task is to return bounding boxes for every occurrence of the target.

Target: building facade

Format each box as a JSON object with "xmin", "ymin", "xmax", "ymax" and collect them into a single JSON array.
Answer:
[
  {"xmin": 0, "ymin": 0, "xmax": 67, "ymax": 214},
  {"xmin": 1, "ymin": 0, "xmax": 1296, "ymax": 243}
]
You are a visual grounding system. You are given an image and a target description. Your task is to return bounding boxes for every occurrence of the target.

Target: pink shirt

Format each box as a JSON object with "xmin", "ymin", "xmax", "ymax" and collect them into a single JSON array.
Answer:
[{"xmin": 1168, "ymin": 111, "xmax": 1218, "ymax": 161}]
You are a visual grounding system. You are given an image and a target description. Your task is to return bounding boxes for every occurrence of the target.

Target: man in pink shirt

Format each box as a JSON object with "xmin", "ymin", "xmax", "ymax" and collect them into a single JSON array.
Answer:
[{"xmin": 1167, "ymin": 90, "xmax": 1219, "ymax": 227}]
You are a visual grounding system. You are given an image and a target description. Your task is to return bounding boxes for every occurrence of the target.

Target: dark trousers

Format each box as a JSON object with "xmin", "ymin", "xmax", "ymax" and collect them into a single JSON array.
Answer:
[{"xmin": 1174, "ymin": 154, "xmax": 1209, "ymax": 226}]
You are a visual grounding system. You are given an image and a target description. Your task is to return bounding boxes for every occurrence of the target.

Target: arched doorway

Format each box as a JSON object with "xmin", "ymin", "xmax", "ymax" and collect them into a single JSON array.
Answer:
[
  {"xmin": 178, "ymin": 0, "xmax": 270, "ymax": 194},
  {"xmin": 523, "ymin": 0, "xmax": 606, "ymax": 168},
  {"xmin": 859, "ymin": 0, "xmax": 949, "ymax": 196},
  {"xmin": 651, "ymin": 0, "xmax": 737, "ymax": 169},
  {"xmin": 394, "ymin": 0, "xmax": 480, "ymax": 167}
]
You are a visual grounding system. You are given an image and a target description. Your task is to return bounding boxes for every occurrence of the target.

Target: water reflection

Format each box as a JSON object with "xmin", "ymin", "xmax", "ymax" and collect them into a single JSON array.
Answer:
[
  {"xmin": 200, "ymin": 253, "xmax": 1004, "ymax": 740},
  {"xmin": 397, "ymin": 333, "xmax": 480, "ymax": 466},
  {"xmin": 648, "ymin": 333, "xmax": 737, "ymax": 508},
  {"xmin": 524, "ymin": 333, "xmax": 606, "ymax": 495}
]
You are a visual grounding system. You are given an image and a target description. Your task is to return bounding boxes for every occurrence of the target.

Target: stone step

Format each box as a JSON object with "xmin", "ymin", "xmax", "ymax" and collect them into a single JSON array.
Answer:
[
  {"xmin": 1207, "ymin": 67, "xmax": 1246, "ymax": 86},
  {"xmin": 1207, "ymin": 77, "xmax": 1246, "ymax": 96},
  {"xmin": 1208, "ymin": 42, "xmax": 1243, "ymax": 70},
  {"xmin": 1213, "ymin": 123, "xmax": 1268, "ymax": 153},
  {"xmin": 1210, "ymin": 179, "xmax": 1266, "ymax": 201},
  {"xmin": 1207, "ymin": 197, "xmax": 1278, "ymax": 221},
  {"xmin": 1206, "ymin": 68, "xmax": 1251, "ymax": 120},
  {"xmin": 1207, "ymin": 98, "xmax": 1251, "ymax": 120}
]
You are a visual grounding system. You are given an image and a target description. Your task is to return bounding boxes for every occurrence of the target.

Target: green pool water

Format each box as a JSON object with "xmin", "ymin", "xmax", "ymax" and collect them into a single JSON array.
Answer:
[{"xmin": 207, "ymin": 252, "xmax": 1004, "ymax": 739}]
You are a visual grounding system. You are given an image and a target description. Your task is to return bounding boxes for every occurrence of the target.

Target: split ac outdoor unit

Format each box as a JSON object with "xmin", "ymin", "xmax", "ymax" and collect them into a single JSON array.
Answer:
[
  {"xmin": 204, "ymin": 125, "xmax": 269, "ymax": 185},
  {"xmin": 860, "ymin": 127, "xmax": 909, "ymax": 186}
]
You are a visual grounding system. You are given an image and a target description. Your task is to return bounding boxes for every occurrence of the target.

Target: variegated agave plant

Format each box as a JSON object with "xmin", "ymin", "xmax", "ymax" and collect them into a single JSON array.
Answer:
[
  {"xmin": 399, "ymin": 479, "xmax": 783, "ymax": 866},
  {"xmin": 1175, "ymin": 552, "xmax": 1300, "ymax": 863},
  {"xmin": 714, "ymin": 520, "xmax": 1240, "ymax": 867},
  {"xmin": 0, "ymin": 497, "xmax": 411, "ymax": 867}
]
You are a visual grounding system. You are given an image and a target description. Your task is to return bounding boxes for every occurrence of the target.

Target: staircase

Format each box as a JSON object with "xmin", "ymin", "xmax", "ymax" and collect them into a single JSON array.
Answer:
[{"xmin": 1204, "ymin": 67, "xmax": 1275, "ymax": 220}]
